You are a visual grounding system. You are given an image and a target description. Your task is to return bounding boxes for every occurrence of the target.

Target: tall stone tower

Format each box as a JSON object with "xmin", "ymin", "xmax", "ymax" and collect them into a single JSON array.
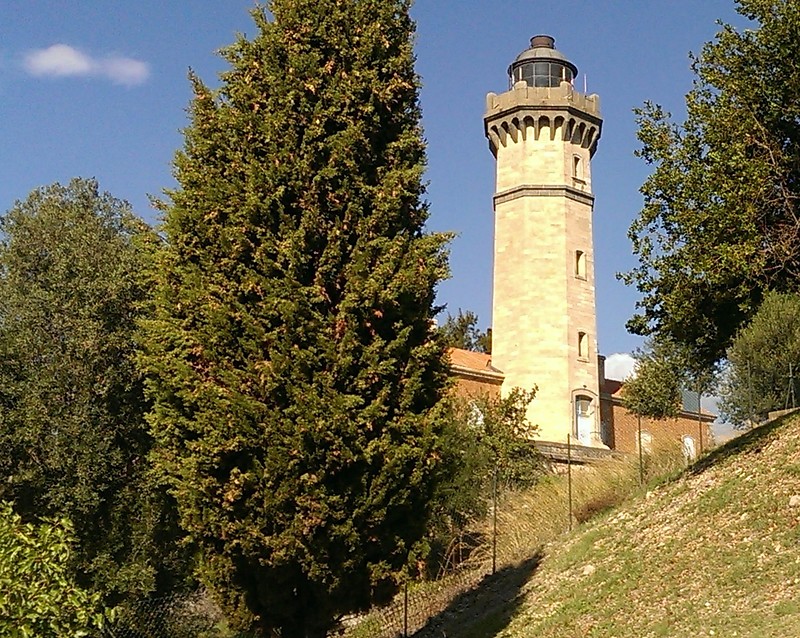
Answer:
[{"xmin": 484, "ymin": 35, "xmax": 603, "ymax": 446}]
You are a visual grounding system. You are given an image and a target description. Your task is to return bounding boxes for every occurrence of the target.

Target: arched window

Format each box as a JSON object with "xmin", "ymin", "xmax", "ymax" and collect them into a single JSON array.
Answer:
[
  {"xmin": 575, "ymin": 395, "xmax": 594, "ymax": 445},
  {"xmin": 575, "ymin": 250, "xmax": 586, "ymax": 279}
]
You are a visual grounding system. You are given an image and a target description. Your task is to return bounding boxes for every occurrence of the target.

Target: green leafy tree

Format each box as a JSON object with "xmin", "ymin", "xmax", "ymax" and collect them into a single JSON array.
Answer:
[
  {"xmin": 621, "ymin": 340, "xmax": 686, "ymax": 420},
  {"xmin": 0, "ymin": 502, "xmax": 106, "ymax": 637},
  {"xmin": 720, "ymin": 292, "xmax": 800, "ymax": 426},
  {"xmin": 621, "ymin": 0, "xmax": 800, "ymax": 367},
  {"xmin": 439, "ymin": 309, "xmax": 492, "ymax": 353},
  {"xmin": 473, "ymin": 388, "xmax": 541, "ymax": 487},
  {"xmin": 621, "ymin": 338, "xmax": 715, "ymax": 420},
  {"xmin": 426, "ymin": 388, "xmax": 539, "ymax": 572},
  {"xmin": 0, "ymin": 179, "xmax": 187, "ymax": 603},
  {"xmin": 143, "ymin": 2, "xmax": 451, "ymax": 636}
]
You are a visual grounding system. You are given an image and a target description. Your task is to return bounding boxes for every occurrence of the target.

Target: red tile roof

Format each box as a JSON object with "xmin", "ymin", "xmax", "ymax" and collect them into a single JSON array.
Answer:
[
  {"xmin": 447, "ymin": 347, "xmax": 500, "ymax": 373},
  {"xmin": 602, "ymin": 378, "xmax": 624, "ymax": 397}
]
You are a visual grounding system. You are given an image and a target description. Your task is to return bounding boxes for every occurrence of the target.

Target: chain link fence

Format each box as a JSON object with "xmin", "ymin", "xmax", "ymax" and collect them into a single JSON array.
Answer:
[
  {"xmin": 99, "ymin": 443, "xmax": 679, "ymax": 638},
  {"xmin": 102, "ymin": 590, "xmax": 251, "ymax": 638},
  {"xmin": 339, "ymin": 560, "xmax": 491, "ymax": 638}
]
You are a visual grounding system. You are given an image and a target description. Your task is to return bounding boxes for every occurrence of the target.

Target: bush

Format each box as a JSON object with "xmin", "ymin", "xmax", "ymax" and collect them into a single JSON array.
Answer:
[
  {"xmin": 424, "ymin": 389, "xmax": 543, "ymax": 575},
  {"xmin": 720, "ymin": 292, "xmax": 800, "ymax": 426},
  {"xmin": 0, "ymin": 501, "xmax": 106, "ymax": 637}
]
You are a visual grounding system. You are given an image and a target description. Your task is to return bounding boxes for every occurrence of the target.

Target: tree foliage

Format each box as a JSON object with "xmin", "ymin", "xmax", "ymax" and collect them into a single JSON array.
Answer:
[
  {"xmin": 143, "ymin": 2, "xmax": 451, "ymax": 635},
  {"xmin": 720, "ymin": 292, "xmax": 800, "ymax": 426},
  {"xmin": 622, "ymin": 0, "xmax": 800, "ymax": 367},
  {"xmin": 621, "ymin": 340, "xmax": 685, "ymax": 420},
  {"xmin": 621, "ymin": 338, "xmax": 715, "ymax": 421},
  {"xmin": 0, "ymin": 502, "xmax": 106, "ymax": 638},
  {"xmin": 435, "ymin": 389, "xmax": 540, "ymax": 524},
  {"xmin": 472, "ymin": 388, "xmax": 541, "ymax": 486},
  {"xmin": 425, "ymin": 388, "xmax": 540, "ymax": 572},
  {"xmin": 439, "ymin": 309, "xmax": 491, "ymax": 353},
  {"xmin": 0, "ymin": 178, "xmax": 187, "ymax": 603}
]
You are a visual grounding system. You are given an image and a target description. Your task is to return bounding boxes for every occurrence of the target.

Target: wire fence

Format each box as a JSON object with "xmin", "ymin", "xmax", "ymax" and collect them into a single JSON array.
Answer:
[
  {"xmin": 340, "ymin": 439, "xmax": 690, "ymax": 638},
  {"xmin": 98, "ymin": 539, "xmax": 496, "ymax": 638},
  {"xmin": 339, "ymin": 559, "xmax": 492, "ymax": 638},
  {"xmin": 102, "ymin": 590, "xmax": 249, "ymax": 638},
  {"xmin": 99, "ymin": 440, "xmax": 684, "ymax": 638}
]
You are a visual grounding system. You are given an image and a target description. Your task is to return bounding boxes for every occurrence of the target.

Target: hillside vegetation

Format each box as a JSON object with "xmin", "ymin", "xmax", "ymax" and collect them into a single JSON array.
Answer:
[{"xmin": 415, "ymin": 413, "xmax": 800, "ymax": 638}]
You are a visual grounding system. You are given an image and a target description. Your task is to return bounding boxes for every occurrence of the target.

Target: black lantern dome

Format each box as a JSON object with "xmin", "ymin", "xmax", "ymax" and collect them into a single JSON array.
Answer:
[{"xmin": 508, "ymin": 35, "xmax": 578, "ymax": 88}]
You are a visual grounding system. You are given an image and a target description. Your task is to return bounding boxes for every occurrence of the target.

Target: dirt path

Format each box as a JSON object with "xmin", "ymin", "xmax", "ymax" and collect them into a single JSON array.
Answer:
[{"xmin": 411, "ymin": 553, "xmax": 542, "ymax": 638}]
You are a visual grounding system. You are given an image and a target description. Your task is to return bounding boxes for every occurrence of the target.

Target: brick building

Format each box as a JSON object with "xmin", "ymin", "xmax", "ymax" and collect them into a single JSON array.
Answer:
[
  {"xmin": 448, "ymin": 347, "xmax": 715, "ymax": 459},
  {"xmin": 600, "ymin": 376, "xmax": 715, "ymax": 457},
  {"xmin": 448, "ymin": 347, "xmax": 503, "ymax": 399}
]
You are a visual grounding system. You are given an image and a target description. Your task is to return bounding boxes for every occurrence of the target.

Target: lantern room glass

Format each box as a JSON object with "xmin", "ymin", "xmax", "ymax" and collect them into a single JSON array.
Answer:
[{"xmin": 512, "ymin": 61, "xmax": 573, "ymax": 88}]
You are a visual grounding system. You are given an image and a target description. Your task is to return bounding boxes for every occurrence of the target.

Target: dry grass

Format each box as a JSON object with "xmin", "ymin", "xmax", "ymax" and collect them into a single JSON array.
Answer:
[
  {"xmin": 469, "ymin": 442, "xmax": 687, "ymax": 569},
  {"xmin": 456, "ymin": 413, "xmax": 800, "ymax": 638},
  {"xmin": 346, "ymin": 442, "xmax": 688, "ymax": 638}
]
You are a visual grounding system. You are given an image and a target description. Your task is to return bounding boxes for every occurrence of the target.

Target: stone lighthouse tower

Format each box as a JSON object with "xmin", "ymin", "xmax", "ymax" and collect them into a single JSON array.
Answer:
[{"xmin": 484, "ymin": 35, "xmax": 603, "ymax": 446}]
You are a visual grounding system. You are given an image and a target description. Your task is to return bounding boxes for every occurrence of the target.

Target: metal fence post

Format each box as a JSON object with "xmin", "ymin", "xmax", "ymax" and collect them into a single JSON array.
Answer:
[
  {"xmin": 697, "ymin": 383, "xmax": 703, "ymax": 455},
  {"xmin": 403, "ymin": 579, "xmax": 408, "ymax": 638},
  {"xmin": 567, "ymin": 434, "xmax": 573, "ymax": 532},
  {"xmin": 747, "ymin": 359, "xmax": 754, "ymax": 428},
  {"xmin": 637, "ymin": 414, "xmax": 644, "ymax": 485},
  {"xmin": 492, "ymin": 467, "xmax": 498, "ymax": 575}
]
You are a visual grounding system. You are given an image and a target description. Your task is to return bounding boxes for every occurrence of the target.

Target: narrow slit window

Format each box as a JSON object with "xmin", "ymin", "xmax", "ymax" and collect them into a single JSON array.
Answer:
[
  {"xmin": 578, "ymin": 331, "xmax": 588, "ymax": 359},
  {"xmin": 575, "ymin": 250, "xmax": 586, "ymax": 278},
  {"xmin": 573, "ymin": 155, "xmax": 582, "ymax": 178}
]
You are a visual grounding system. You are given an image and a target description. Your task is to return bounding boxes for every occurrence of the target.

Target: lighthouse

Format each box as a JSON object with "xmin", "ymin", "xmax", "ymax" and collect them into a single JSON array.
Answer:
[{"xmin": 485, "ymin": 35, "xmax": 604, "ymax": 446}]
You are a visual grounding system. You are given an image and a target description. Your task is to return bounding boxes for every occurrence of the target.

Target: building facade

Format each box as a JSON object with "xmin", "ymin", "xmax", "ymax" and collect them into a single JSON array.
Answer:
[
  {"xmin": 448, "ymin": 347, "xmax": 504, "ymax": 399},
  {"xmin": 600, "ymin": 376, "xmax": 715, "ymax": 457},
  {"xmin": 448, "ymin": 348, "xmax": 715, "ymax": 460},
  {"xmin": 466, "ymin": 35, "xmax": 715, "ymax": 455},
  {"xmin": 484, "ymin": 35, "xmax": 603, "ymax": 447}
]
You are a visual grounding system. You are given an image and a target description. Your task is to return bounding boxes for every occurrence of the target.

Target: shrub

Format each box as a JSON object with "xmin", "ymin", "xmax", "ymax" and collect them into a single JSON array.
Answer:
[{"xmin": 0, "ymin": 501, "xmax": 106, "ymax": 637}]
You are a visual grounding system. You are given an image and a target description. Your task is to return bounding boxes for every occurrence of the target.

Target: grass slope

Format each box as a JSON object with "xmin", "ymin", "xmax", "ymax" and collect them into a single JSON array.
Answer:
[{"xmin": 421, "ymin": 413, "xmax": 800, "ymax": 638}]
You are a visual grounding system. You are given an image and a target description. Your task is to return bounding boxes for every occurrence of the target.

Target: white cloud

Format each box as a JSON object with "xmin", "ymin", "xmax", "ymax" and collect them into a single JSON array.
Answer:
[
  {"xmin": 23, "ymin": 44, "xmax": 149, "ymax": 86},
  {"xmin": 101, "ymin": 56, "xmax": 149, "ymax": 86},
  {"xmin": 604, "ymin": 352, "xmax": 636, "ymax": 381},
  {"xmin": 25, "ymin": 44, "xmax": 93, "ymax": 77}
]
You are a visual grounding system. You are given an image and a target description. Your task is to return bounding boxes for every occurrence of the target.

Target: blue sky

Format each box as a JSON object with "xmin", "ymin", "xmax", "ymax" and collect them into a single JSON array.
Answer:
[{"xmin": 0, "ymin": 0, "xmax": 746, "ymax": 375}]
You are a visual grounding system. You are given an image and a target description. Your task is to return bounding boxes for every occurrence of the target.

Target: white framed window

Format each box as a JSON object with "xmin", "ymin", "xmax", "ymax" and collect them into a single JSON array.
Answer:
[
  {"xmin": 638, "ymin": 431, "xmax": 653, "ymax": 454},
  {"xmin": 575, "ymin": 395, "xmax": 594, "ymax": 445},
  {"xmin": 682, "ymin": 435, "xmax": 697, "ymax": 462},
  {"xmin": 467, "ymin": 401, "xmax": 485, "ymax": 431}
]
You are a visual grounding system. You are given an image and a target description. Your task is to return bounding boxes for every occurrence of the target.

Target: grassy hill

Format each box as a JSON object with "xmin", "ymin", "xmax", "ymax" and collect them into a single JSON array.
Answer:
[{"xmin": 413, "ymin": 413, "xmax": 800, "ymax": 638}]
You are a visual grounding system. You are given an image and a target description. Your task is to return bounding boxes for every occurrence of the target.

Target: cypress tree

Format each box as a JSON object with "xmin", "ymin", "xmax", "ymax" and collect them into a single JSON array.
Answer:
[{"xmin": 144, "ymin": 1, "xmax": 451, "ymax": 635}]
